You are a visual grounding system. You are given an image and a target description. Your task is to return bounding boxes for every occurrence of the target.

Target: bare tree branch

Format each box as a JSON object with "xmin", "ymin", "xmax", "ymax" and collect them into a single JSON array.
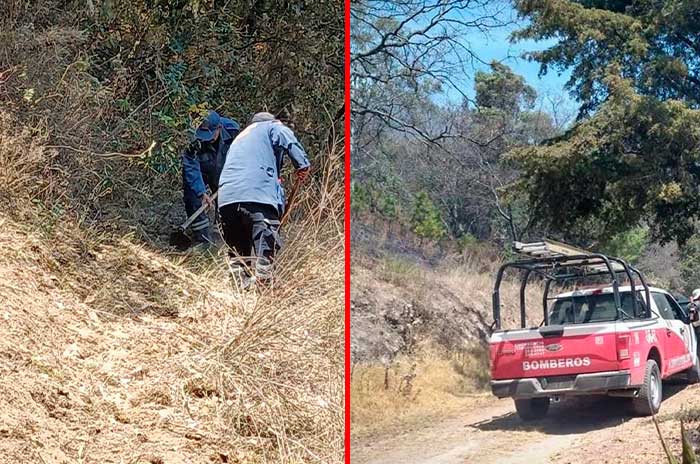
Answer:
[{"xmin": 351, "ymin": 0, "xmax": 512, "ymax": 140}]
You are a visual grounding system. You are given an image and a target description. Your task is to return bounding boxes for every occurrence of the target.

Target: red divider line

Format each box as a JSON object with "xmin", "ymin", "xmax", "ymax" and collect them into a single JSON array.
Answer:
[{"xmin": 344, "ymin": 0, "xmax": 352, "ymax": 461}]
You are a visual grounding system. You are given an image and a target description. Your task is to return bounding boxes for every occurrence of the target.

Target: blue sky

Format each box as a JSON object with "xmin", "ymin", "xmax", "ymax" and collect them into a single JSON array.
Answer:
[
  {"xmin": 464, "ymin": 26, "xmax": 572, "ymax": 98},
  {"xmin": 445, "ymin": 4, "xmax": 579, "ymax": 117}
]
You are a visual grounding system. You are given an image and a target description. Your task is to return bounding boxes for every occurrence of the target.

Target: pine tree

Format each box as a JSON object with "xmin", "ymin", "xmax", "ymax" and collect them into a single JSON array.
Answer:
[
  {"xmin": 512, "ymin": 0, "xmax": 700, "ymax": 244},
  {"xmin": 410, "ymin": 192, "xmax": 446, "ymax": 241}
]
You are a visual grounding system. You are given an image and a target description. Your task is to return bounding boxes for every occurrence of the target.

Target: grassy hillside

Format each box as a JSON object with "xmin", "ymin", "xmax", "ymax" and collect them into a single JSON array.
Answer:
[
  {"xmin": 0, "ymin": 111, "xmax": 344, "ymax": 463},
  {"xmin": 0, "ymin": 2, "xmax": 344, "ymax": 462},
  {"xmin": 350, "ymin": 248, "xmax": 540, "ymax": 438}
]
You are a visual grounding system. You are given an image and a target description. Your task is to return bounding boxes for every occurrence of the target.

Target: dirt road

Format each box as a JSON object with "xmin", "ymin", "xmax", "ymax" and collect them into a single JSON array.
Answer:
[{"xmin": 352, "ymin": 383, "xmax": 700, "ymax": 464}]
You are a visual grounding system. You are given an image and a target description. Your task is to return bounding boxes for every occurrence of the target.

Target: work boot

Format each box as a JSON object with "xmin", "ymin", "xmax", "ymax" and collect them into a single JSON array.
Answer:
[
  {"xmin": 255, "ymin": 257, "xmax": 274, "ymax": 285},
  {"xmin": 229, "ymin": 259, "xmax": 255, "ymax": 290},
  {"xmin": 192, "ymin": 228, "xmax": 212, "ymax": 245},
  {"xmin": 190, "ymin": 229, "xmax": 213, "ymax": 251}
]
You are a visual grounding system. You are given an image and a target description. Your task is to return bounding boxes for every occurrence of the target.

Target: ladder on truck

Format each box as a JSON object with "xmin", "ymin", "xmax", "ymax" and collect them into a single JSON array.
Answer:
[{"xmin": 513, "ymin": 239, "xmax": 625, "ymax": 273}]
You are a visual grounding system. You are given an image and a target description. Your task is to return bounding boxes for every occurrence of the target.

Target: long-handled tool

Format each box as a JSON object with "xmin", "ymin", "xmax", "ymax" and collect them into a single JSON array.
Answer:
[
  {"xmin": 169, "ymin": 190, "xmax": 219, "ymax": 249},
  {"xmin": 280, "ymin": 177, "xmax": 302, "ymax": 226}
]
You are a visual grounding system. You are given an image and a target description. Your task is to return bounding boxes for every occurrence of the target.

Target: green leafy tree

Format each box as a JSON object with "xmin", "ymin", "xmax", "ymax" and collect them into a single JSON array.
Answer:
[
  {"xmin": 475, "ymin": 61, "xmax": 537, "ymax": 117},
  {"xmin": 510, "ymin": 71, "xmax": 700, "ymax": 244},
  {"xmin": 601, "ymin": 227, "xmax": 649, "ymax": 264},
  {"xmin": 513, "ymin": 0, "xmax": 700, "ymax": 244},
  {"xmin": 456, "ymin": 62, "xmax": 557, "ymax": 242},
  {"xmin": 410, "ymin": 191, "xmax": 446, "ymax": 240},
  {"xmin": 514, "ymin": 0, "xmax": 700, "ymax": 116}
]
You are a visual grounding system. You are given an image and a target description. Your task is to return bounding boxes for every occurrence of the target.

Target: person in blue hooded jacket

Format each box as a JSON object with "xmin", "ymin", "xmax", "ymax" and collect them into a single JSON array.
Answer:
[
  {"xmin": 181, "ymin": 110, "xmax": 240, "ymax": 246},
  {"xmin": 218, "ymin": 112, "xmax": 310, "ymax": 284}
]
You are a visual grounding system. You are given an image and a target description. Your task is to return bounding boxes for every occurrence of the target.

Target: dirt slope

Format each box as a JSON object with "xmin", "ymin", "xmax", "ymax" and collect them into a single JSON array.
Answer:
[
  {"xmin": 0, "ymin": 207, "xmax": 343, "ymax": 463},
  {"xmin": 351, "ymin": 256, "xmax": 538, "ymax": 364},
  {"xmin": 0, "ymin": 218, "xmax": 222, "ymax": 462},
  {"xmin": 352, "ymin": 383, "xmax": 700, "ymax": 464}
]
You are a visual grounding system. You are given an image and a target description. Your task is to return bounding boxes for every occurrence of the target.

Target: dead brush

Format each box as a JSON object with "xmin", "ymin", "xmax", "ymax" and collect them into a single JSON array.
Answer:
[
  {"xmin": 163, "ymin": 138, "xmax": 345, "ymax": 463},
  {"xmin": 350, "ymin": 345, "xmax": 493, "ymax": 439},
  {"xmin": 0, "ymin": 108, "xmax": 344, "ymax": 462},
  {"xmin": 1, "ymin": 5, "xmax": 344, "ymax": 461},
  {"xmin": 350, "ymin": 250, "xmax": 544, "ymax": 437}
]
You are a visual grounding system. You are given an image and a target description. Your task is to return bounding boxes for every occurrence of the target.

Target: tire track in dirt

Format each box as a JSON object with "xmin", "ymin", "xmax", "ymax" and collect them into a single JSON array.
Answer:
[
  {"xmin": 351, "ymin": 399, "xmax": 579, "ymax": 464},
  {"xmin": 352, "ymin": 383, "xmax": 700, "ymax": 464}
]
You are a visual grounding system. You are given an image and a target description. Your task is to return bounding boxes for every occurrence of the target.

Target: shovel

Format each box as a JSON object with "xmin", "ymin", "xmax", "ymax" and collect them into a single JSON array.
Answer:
[{"xmin": 169, "ymin": 190, "xmax": 219, "ymax": 249}]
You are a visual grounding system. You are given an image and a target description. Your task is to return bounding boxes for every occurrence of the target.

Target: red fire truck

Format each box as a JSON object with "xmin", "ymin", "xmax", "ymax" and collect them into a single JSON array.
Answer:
[{"xmin": 489, "ymin": 241, "xmax": 700, "ymax": 420}]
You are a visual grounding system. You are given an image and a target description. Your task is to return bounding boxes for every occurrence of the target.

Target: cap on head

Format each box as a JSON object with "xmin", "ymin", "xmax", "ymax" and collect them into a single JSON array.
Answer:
[
  {"xmin": 221, "ymin": 117, "xmax": 241, "ymax": 137},
  {"xmin": 692, "ymin": 289, "xmax": 700, "ymax": 302},
  {"xmin": 250, "ymin": 112, "xmax": 276, "ymax": 124},
  {"xmin": 195, "ymin": 110, "xmax": 222, "ymax": 142}
]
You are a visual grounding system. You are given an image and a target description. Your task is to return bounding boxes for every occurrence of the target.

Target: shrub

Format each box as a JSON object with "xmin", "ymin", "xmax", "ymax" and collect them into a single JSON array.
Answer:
[
  {"xmin": 411, "ymin": 191, "xmax": 446, "ymax": 241},
  {"xmin": 602, "ymin": 227, "xmax": 649, "ymax": 264},
  {"xmin": 456, "ymin": 233, "xmax": 479, "ymax": 253}
]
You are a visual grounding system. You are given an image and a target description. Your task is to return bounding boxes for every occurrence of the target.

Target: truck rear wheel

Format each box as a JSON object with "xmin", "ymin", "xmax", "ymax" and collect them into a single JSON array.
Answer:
[
  {"xmin": 632, "ymin": 360, "xmax": 662, "ymax": 416},
  {"xmin": 514, "ymin": 398, "xmax": 550, "ymax": 421}
]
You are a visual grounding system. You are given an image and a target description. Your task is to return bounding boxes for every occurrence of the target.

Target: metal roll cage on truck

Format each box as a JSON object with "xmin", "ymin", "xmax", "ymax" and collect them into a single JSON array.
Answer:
[{"xmin": 489, "ymin": 240, "xmax": 700, "ymax": 421}]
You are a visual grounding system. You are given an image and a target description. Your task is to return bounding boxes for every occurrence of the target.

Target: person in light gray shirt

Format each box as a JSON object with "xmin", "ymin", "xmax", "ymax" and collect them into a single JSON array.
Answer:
[{"xmin": 218, "ymin": 112, "xmax": 310, "ymax": 284}]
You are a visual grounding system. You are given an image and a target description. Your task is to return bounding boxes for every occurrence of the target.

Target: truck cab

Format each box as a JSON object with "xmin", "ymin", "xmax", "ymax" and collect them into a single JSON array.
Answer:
[{"xmin": 489, "ymin": 242, "xmax": 699, "ymax": 420}]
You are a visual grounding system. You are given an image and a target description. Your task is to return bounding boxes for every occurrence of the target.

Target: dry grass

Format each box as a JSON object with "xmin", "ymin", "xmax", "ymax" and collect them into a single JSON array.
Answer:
[
  {"xmin": 350, "ymin": 249, "xmax": 544, "ymax": 439},
  {"xmin": 350, "ymin": 345, "xmax": 492, "ymax": 439},
  {"xmin": 0, "ymin": 111, "xmax": 344, "ymax": 463},
  {"xmin": 436, "ymin": 261, "xmax": 545, "ymax": 330},
  {"xmin": 0, "ymin": 7, "xmax": 345, "ymax": 461},
  {"xmin": 374, "ymin": 256, "xmax": 422, "ymax": 286}
]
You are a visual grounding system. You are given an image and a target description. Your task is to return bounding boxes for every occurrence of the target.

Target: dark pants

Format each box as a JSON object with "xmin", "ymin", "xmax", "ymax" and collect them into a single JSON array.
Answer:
[
  {"xmin": 219, "ymin": 202, "xmax": 282, "ymax": 265},
  {"xmin": 183, "ymin": 158, "xmax": 219, "ymax": 240}
]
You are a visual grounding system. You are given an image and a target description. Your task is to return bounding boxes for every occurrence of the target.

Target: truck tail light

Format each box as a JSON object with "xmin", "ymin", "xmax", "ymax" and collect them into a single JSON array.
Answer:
[{"xmin": 617, "ymin": 334, "xmax": 630, "ymax": 360}]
